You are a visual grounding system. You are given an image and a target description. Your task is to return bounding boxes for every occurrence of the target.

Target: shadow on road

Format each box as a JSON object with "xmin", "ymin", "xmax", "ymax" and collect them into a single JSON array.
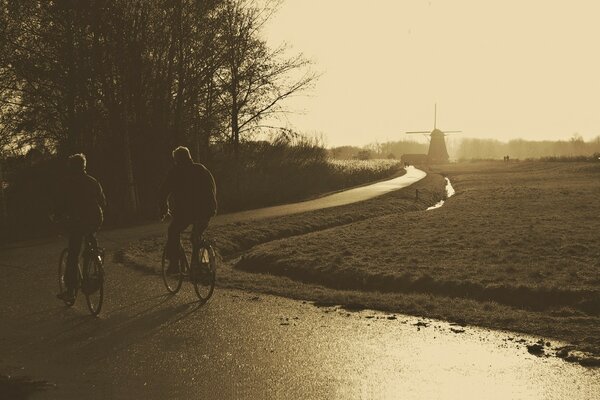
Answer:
[
  {"xmin": 5, "ymin": 293, "xmax": 211, "ymax": 371},
  {"xmin": 0, "ymin": 375, "xmax": 56, "ymax": 400},
  {"xmin": 56, "ymin": 295, "xmax": 207, "ymax": 365}
]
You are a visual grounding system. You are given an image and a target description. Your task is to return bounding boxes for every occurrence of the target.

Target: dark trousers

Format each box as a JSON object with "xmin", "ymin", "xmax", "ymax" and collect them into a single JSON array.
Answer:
[
  {"xmin": 66, "ymin": 229, "xmax": 98, "ymax": 291},
  {"xmin": 166, "ymin": 216, "xmax": 209, "ymax": 263}
]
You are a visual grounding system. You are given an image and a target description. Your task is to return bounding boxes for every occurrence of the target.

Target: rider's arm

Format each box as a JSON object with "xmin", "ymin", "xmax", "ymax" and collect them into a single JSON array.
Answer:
[
  {"xmin": 96, "ymin": 181, "xmax": 107, "ymax": 210},
  {"xmin": 198, "ymin": 167, "xmax": 217, "ymax": 219},
  {"xmin": 206, "ymin": 169, "xmax": 217, "ymax": 217}
]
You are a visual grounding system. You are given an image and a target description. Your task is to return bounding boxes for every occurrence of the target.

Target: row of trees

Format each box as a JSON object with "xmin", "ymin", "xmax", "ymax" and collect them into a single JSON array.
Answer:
[
  {"xmin": 329, "ymin": 140, "xmax": 428, "ymax": 160},
  {"xmin": 0, "ymin": 0, "xmax": 317, "ymax": 220},
  {"xmin": 455, "ymin": 135, "xmax": 600, "ymax": 160},
  {"xmin": 329, "ymin": 135, "xmax": 600, "ymax": 161}
]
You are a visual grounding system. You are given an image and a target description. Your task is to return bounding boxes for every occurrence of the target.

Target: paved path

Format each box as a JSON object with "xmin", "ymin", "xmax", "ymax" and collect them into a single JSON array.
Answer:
[
  {"xmin": 216, "ymin": 166, "xmax": 426, "ymax": 223},
  {"xmin": 1, "ymin": 169, "xmax": 599, "ymax": 399}
]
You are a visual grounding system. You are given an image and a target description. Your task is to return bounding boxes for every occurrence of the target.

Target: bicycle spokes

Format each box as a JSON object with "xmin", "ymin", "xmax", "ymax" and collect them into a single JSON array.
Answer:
[
  {"xmin": 162, "ymin": 241, "xmax": 216, "ymax": 303},
  {"xmin": 58, "ymin": 249, "xmax": 77, "ymax": 307},
  {"xmin": 162, "ymin": 247, "xmax": 185, "ymax": 294},
  {"xmin": 192, "ymin": 246, "xmax": 216, "ymax": 303},
  {"xmin": 83, "ymin": 254, "xmax": 104, "ymax": 316}
]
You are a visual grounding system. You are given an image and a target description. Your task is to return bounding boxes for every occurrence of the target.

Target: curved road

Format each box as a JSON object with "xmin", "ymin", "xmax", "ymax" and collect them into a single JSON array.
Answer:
[
  {"xmin": 1, "ymin": 168, "xmax": 599, "ymax": 399},
  {"xmin": 216, "ymin": 166, "xmax": 426, "ymax": 223}
]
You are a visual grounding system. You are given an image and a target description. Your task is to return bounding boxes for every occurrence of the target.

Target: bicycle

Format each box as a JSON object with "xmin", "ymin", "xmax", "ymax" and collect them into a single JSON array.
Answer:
[
  {"xmin": 58, "ymin": 237, "xmax": 105, "ymax": 316},
  {"xmin": 161, "ymin": 234, "xmax": 217, "ymax": 304}
]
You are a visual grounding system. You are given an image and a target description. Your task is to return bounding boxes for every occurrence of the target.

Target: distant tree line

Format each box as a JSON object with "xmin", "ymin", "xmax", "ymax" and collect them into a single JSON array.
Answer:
[
  {"xmin": 0, "ymin": 0, "xmax": 316, "ymax": 223},
  {"xmin": 330, "ymin": 140, "xmax": 428, "ymax": 160},
  {"xmin": 329, "ymin": 135, "xmax": 600, "ymax": 162},
  {"xmin": 456, "ymin": 135, "xmax": 600, "ymax": 160}
]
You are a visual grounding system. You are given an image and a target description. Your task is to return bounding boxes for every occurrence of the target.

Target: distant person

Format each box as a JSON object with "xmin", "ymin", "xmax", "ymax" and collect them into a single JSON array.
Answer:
[
  {"xmin": 159, "ymin": 146, "xmax": 217, "ymax": 273},
  {"xmin": 54, "ymin": 153, "xmax": 106, "ymax": 302}
]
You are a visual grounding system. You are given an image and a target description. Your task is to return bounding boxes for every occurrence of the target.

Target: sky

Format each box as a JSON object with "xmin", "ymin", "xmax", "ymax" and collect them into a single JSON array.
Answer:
[{"xmin": 263, "ymin": 0, "xmax": 600, "ymax": 147}]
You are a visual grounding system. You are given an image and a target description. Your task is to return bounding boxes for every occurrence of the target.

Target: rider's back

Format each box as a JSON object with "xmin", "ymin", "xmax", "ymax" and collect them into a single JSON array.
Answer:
[
  {"xmin": 163, "ymin": 162, "xmax": 216, "ymax": 219},
  {"xmin": 62, "ymin": 171, "xmax": 105, "ymax": 227}
]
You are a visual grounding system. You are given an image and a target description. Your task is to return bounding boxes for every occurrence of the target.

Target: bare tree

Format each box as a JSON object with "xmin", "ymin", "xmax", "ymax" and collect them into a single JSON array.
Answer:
[
  {"xmin": 0, "ymin": 0, "xmax": 318, "ymax": 221},
  {"xmin": 218, "ymin": 0, "xmax": 318, "ymax": 156}
]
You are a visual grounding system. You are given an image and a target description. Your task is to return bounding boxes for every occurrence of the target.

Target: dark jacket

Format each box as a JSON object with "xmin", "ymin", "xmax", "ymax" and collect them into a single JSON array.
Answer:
[
  {"xmin": 57, "ymin": 171, "xmax": 106, "ymax": 228},
  {"xmin": 159, "ymin": 162, "xmax": 217, "ymax": 219}
]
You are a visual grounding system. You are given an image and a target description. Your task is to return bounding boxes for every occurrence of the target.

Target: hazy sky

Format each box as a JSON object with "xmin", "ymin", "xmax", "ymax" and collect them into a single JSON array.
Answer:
[{"xmin": 263, "ymin": 0, "xmax": 600, "ymax": 147}]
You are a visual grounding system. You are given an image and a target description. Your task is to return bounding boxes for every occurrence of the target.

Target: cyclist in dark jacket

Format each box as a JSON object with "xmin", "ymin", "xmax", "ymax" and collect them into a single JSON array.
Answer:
[
  {"xmin": 56, "ymin": 153, "xmax": 106, "ymax": 302},
  {"xmin": 159, "ymin": 146, "xmax": 217, "ymax": 272}
]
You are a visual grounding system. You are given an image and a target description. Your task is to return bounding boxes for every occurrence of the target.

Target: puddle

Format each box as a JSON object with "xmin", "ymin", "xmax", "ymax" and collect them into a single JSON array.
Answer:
[
  {"xmin": 427, "ymin": 177, "xmax": 455, "ymax": 210},
  {"xmin": 316, "ymin": 309, "xmax": 600, "ymax": 400}
]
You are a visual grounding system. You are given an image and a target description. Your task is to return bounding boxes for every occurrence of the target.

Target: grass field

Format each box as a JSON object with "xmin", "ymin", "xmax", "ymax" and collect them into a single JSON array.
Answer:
[{"xmin": 124, "ymin": 161, "xmax": 600, "ymax": 358}]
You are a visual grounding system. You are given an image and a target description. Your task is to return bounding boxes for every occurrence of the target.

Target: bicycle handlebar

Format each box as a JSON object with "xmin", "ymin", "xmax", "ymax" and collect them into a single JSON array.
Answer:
[{"xmin": 160, "ymin": 211, "xmax": 172, "ymax": 222}]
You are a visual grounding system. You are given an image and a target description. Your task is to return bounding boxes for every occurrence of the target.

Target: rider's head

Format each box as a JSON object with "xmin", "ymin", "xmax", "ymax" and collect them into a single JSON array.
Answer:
[
  {"xmin": 68, "ymin": 153, "xmax": 86, "ymax": 173},
  {"xmin": 172, "ymin": 146, "xmax": 193, "ymax": 166}
]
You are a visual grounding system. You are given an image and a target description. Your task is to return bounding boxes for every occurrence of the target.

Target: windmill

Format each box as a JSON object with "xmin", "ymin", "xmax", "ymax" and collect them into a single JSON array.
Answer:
[{"xmin": 405, "ymin": 104, "xmax": 461, "ymax": 164}]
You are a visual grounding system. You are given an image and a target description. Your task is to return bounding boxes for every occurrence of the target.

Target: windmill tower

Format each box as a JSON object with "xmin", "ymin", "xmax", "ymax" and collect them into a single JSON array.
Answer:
[{"xmin": 406, "ymin": 104, "xmax": 461, "ymax": 164}]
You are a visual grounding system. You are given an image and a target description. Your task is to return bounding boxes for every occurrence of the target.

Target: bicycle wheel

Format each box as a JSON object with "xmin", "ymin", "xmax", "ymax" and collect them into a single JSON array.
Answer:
[
  {"xmin": 83, "ymin": 251, "xmax": 104, "ymax": 316},
  {"xmin": 58, "ymin": 248, "xmax": 77, "ymax": 306},
  {"xmin": 162, "ymin": 246, "xmax": 185, "ymax": 294},
  {"xmin": 193, "ymin": 244, "xmax": 216, "ymax": 303}
]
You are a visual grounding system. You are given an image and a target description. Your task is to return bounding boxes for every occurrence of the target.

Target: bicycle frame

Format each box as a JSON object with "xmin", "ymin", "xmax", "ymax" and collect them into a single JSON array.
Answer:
[
  {"xmin": 58, "ymin": 235, "xmax": 105, "ymax": 315},
  {"xmin": 161, "ymin": 233, "xmax": 216, "ymax": 302}
]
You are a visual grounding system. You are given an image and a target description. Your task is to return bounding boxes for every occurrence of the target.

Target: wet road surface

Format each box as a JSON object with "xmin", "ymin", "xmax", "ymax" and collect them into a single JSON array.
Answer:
[{"xmin": 1, "ymin": 169, "xmax": 599, "ymax": 399}]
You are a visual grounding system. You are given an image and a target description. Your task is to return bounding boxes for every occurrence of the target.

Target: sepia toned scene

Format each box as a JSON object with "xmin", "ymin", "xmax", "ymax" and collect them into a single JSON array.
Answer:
[{"xmin": 1, "ymin": 1, "xmax": 600, "ymax": 399}]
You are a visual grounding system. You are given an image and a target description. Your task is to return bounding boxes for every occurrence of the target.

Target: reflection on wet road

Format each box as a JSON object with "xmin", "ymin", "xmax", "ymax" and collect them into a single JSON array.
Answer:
[{"xmin": 332, "ymin": 311, "xmax": 599, "ymax": 399}]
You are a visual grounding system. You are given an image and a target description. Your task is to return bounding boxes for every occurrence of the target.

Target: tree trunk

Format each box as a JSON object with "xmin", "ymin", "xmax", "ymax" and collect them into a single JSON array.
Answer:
[
  {"xmin": 0, "ymin": 160, "xmax": 7, "ymax": 226},
  {"xmin": 122, "ymin": 126, "xmax": 139, "ymax": 215},
  {"xmin": 231, "ymin": 90, "xmax": 239, "ymax": 158},
  {"xmin": 64, "ymin": 9, "xmax": 78, "ymax": 153}
]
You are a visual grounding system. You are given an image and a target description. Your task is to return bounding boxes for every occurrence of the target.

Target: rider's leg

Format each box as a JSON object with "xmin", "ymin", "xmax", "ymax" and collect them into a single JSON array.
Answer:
[
  {"xmin": 83, "ymin": 231, "xmax": 99, "ymax": 262},
  {"xmin": 65, "ymin": 231, "xmax": 84, "ymax": 292},
  {"xmin": 166, "ymin": 217, "xmax": 190, "ymax": 263},
  {"xmin": 87, "ymin": 232, "xmax": 98, "ymax": 250},
  {"xmin": 191, "ymin": 218, "xmax": 209, "ymax": 265}
]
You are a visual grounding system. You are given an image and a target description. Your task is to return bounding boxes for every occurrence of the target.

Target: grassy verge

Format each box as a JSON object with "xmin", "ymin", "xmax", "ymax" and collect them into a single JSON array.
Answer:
[
  {"xmin": 121, "ymin": 173, "xmax": 446, "ymax": 267},
  {"xmin": 235, "ymin": 161, "xmax": 600, "ymax": 355}
]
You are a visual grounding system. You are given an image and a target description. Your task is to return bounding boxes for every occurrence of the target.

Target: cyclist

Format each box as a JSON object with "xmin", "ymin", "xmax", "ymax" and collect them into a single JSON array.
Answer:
[
  {"xmin": 159, "ymin": 146, "xmax": 217, "ymax": 274},
  {"xmin": 54, "ymin": 153, "xmax": 106, "ymax": 302}
]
